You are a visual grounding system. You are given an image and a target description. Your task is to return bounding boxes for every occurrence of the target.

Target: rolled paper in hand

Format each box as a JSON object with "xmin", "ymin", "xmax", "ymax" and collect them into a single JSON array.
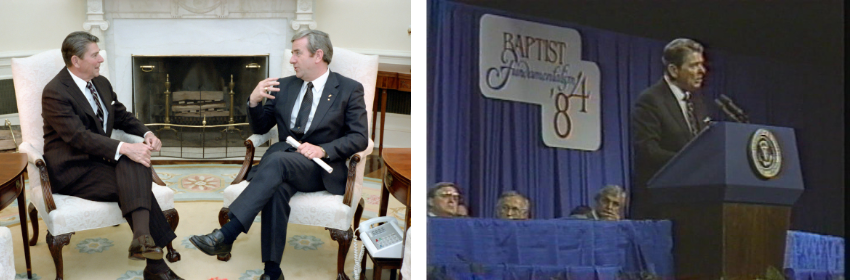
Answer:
[{"xmin": 285, "ymin": 136, "xmax": 333, "ymax": 173}]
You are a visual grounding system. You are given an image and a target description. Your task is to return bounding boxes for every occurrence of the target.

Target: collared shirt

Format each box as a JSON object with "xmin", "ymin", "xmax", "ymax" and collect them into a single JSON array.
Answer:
[
  {"xmin": 67, "ymin": 68, "xmax": 150, "ymax": 161},
  {"xmin": 663, "ymin": 75, "xmax": 695, "ymax": 132},
  {"xmin": 289, "ymin": 68, "xmax": 330, "ymax": 134}
]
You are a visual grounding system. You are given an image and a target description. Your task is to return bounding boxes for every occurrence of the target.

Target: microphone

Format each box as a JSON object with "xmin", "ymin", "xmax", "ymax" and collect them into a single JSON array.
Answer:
[
  {"xmin": 718, "ymin": 94, "xmax": 749, "ymax": 123},
  {"xmin": 714, "ymin": 98, "xmax": 743, "ymax": 123}
]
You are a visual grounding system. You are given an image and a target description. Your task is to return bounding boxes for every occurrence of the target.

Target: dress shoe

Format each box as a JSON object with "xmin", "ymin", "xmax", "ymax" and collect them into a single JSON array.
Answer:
[
  {"xmin": 189, "ymin": 229, "xmax": 232, "ymax": 257},
  {"xmin": 259, "ymin": 274, "xmax": 284, "ymax": 280},
  {"xmin": 143, "ymin": 268, "xmax": 184, "ymax": 280},
  {"xmin": 129, "ymin": 235, "xmax": 163, "ymax": 260}
]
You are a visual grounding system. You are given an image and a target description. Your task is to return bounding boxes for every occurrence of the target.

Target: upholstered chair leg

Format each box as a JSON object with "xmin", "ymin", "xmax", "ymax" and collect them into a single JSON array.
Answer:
[
  {"xmin": 28, "ymin": 202, "xmax": 39, "ymax": 246},
  {"xmin": 219, "ymin": 207, "xmax": 230, "ymax": 227},
  {"xmin": 47, "ymin": 232, "xmax": 73, "ymax": 280},
  {"xmin": 327, "ymin": 227, "xmax": 353, "ymax": 280},
  {"xmin": 162, "ymin": 209, "xmax": 181, "ymax": 262},
  {"xmin": 353, "ymin": 199, "xmax": 366, "ymax": 280}
]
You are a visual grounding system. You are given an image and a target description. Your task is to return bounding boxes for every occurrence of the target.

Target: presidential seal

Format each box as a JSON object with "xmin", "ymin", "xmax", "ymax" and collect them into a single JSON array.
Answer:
[{"xmin": 749, "ymin": 129, "xmax": 782, "ymax": 179}]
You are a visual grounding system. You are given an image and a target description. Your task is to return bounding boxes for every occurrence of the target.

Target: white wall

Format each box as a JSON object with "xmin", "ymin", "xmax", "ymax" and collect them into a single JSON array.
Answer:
[
  {"xmin": 315, "ymin": 0, "xmax": 411, "ymax": 65},
  {"xmin": 0, "ymin": 0, "xmax": 87, "ymax": 53},
  {"xmin": 1, "ymin": 0, "xmax": 410, "ymax": 59}
]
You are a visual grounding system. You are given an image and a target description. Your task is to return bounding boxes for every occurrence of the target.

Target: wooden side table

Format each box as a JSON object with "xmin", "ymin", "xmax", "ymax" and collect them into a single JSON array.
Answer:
[
  {"xmin": 360, "ymin": 148, "xmax": 411, "ymax": 280},
  {"xmin": 0, "ymin": 153, "xmax": 32, "ymax": 279},
  {"xmin": 372, "ymin": 72, "xmax": 411, "ymax": 156}
]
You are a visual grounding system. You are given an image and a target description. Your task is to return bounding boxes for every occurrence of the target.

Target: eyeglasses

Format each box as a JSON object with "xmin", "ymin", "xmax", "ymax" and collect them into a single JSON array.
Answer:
[{"xmin": 438, "ymin": 192, "xmax": 460, "ymax": 199}]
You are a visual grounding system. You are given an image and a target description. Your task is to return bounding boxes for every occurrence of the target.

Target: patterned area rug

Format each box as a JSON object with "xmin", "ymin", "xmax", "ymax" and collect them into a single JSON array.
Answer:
[
  {"xmin": 6, "ymin": 201, "xmax": 404, "ymax": 280},
  {"xmin": 2, "ymin": 164, "xmax": 407, "ymax": 279}
]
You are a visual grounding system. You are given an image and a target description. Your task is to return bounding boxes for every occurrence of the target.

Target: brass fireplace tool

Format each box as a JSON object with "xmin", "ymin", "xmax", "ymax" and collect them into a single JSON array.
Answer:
[
  {"xmin": 156, "ymin": 73, "xmax": 180, "ymax": 140},
  {"xmin": 216, "ymin": 74, "xmax": 244, "ymax": 140}
]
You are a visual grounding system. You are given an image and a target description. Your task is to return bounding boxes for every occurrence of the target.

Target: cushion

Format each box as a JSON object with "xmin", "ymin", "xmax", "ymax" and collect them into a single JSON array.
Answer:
[
  {"xmin": 29, "ymin": 183, "xmax": 175, "ymax": 236},
  {"xmin": 224, "ymin": 180, "xmax": 362, "ymax": 231},
  {"xmin": 0, "ymin": 227, "xmax": 14, "ymax": 279}
]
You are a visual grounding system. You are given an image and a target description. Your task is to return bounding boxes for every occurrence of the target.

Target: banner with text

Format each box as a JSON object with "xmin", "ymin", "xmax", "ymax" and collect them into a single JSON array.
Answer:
[{"xmin": 479, "ymin": 14, "xmax": 601, "ymax": 150}]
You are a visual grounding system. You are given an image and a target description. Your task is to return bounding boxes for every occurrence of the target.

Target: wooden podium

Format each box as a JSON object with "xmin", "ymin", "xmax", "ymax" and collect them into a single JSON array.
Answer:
[{"xmin": 648, "ymin": 122, "xmax": 804, "ymax": 280}]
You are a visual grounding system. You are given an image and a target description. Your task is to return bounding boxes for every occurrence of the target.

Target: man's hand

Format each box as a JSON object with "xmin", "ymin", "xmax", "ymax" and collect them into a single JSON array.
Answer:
[
  {"xmin": 296, "ymin": 142, "xmax": 325, "ymax": 160},
  {"xmin": 144, "ymin": 133, "xmax": 162, "ymax": 152},
  {"xmin": 598, "ymin": 209, "xmax": 620, "ymax": 221},
  {"xmin": 249, "ymin": 77, "xmax": 280, "ymax": 107},
  {"xmin": 120, "ymin": 142, "xmax": 152, "ymax": 167}
]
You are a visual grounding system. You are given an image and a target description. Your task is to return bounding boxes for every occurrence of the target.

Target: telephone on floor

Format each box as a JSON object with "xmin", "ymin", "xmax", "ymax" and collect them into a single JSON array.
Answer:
[{"xmin": 358, "ymin": 216, "xmax": 404, "ymax": 259}]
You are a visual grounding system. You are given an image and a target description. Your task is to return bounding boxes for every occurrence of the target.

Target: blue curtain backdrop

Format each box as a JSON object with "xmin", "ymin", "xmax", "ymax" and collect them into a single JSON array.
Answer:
[{"xmin": 427, "ymin": 0, "xmax": 843, "ymax": 235}]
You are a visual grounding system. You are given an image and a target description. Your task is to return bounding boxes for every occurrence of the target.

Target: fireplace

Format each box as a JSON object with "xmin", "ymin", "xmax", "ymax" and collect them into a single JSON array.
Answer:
[{"xmin": 131, "ymin": 55, "xmax": 270, "ymax": 158}]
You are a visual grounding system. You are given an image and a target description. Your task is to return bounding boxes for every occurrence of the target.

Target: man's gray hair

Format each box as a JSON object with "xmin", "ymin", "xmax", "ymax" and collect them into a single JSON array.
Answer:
[
  {"xmin": 496, "ymin": 191, "xmax": 529, "ymax": 210},
  {"xmin": 661, "ymin": 38, "xmax": 704, "ymax": 75},
  {"xmin": 61, "ymin": 31, "xmax": 99, "ymax": 67},
  {"xmin": 594, "ymin": 185, "xmax": 626, "ymax": 201},
  {"xmin": 291, "ymin": 29, "xmax": 333, "ymax": 65}
]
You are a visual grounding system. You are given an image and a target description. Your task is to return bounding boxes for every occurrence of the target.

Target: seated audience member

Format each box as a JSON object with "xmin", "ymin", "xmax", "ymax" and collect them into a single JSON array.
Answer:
[
  {"xmin": 571, "ymin": 185, "xmax": 627, "ymax": 221},
  {"xmin": 428, "ymin": 182, "xmax": 460, "ymax": 217},
  {"xmin": 496, "ymin": 191, "xmax": 530, "ymax": 220}
]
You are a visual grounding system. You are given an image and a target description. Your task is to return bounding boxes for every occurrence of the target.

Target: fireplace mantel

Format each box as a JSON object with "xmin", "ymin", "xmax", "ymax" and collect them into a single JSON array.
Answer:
[{"xmin": 85, "ymin": 0, "xmax": 311, "ymax": 107}]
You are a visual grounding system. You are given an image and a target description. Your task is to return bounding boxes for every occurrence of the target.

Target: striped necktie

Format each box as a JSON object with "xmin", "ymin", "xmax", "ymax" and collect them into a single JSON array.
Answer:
[
  {"xmin": 683, "ymin": 92, "xmax": 699, "ymax": 136},
  {"xmin": 86, "ymin": 81, "xmax": 105, "ymax": 123}
]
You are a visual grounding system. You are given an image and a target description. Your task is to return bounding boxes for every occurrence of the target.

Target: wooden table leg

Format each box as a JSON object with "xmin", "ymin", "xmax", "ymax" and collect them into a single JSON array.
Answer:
[
  {"xmin": 16, "ymin": 176, "xmax": 32, "ymax": 279},
  {"xmin": 378, "ymin": 88, "xmax": 388, "ymax": 156},
  {"xmin": 380, "ymin": 182, "xmax": 390, "ymax": 217},
  {"xmin": 371, "ymin": 89, "xmax": 381, "ymax": 142}
]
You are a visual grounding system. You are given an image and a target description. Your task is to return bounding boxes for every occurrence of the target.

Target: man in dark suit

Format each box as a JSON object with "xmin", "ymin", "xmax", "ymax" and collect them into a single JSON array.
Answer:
[
  {"xmin": 631, "ymin": 38, "xmax": 709, "ymax": 219},
  {"xmin": 42, "ymin": 31, "xmax": 182, "ymax": 279},
  {"xmin": 190, "ymin": 30, "xmax": 368, "ymax": 280}
]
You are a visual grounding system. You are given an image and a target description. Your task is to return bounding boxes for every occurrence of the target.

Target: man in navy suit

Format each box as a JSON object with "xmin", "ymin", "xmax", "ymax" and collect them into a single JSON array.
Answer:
[
  {"xmin": 631, "ymin": 38, "xmax": 709, "ymax": 219},
  {"xmin": 190, "ymin": 30, "xmax": 368, "ymax": 280}
]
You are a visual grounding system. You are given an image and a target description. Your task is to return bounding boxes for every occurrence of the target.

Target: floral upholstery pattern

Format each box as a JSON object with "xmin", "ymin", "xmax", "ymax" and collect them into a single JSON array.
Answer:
[
  {"xmin": 222, "ymin": 47, "xmax": 377, "ymax": 232},
  {"xmin": 11, "ymin": 49, "xmax": 176, "ymax": 236},
  {"xmin": 0, "ymin": 227, "xmax": 14, "ymax": 280}
]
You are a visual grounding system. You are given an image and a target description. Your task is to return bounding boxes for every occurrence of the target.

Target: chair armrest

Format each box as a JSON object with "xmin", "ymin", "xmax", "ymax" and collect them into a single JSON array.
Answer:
[
  {"xmin": 17, "ymin": 141, "xmax": 43, "ymax": 165},
  {"xmin": 110, "ymin": 129, "xmax": 144, "ymax": 144},
  {"xmin": 19, "ymin": 142, "xmax": 57, "ymax": 213},
  {"xmin": 247, "ymin": 127, "xmax": 278, "ymax": 148},
  {"xmin": 342, "ymin": 154, "xmax": 361, "ymax": 207},
  {"xmin": 231, "ymin": 139, "xmax": 256, "ymax": 185},
  {"xmin": 231, "ymin": 128, "xmax": 278, "ymax": 184}
]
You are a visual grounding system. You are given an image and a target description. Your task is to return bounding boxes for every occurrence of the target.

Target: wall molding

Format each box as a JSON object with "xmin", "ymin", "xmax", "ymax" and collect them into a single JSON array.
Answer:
[
  {"xmin": 347, "ymin": 48, "xmax": 411, "ymax": 66},
  {"xmin": 0, "ymin": 50, "xmax": 49, "ymax": 80}
]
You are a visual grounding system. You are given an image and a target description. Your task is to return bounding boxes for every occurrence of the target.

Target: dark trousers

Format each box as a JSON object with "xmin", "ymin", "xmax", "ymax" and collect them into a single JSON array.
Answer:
[
  {"xmin": 55, "ymin": 157, "xmax": 176, "ymax": 247},
  {"xmin": 228, "ymin": 149, "xmax": 326, "ymax": 263}
]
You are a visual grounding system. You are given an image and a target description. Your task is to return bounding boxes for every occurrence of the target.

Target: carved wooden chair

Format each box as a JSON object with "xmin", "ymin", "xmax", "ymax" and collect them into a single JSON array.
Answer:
[
  {"xmin": 11, "ymin": 49, "xmax": 181, "ymax": 280},
  {"xmin": 218, "ymin": 47, "xmax": 378, "ymax": 280}
]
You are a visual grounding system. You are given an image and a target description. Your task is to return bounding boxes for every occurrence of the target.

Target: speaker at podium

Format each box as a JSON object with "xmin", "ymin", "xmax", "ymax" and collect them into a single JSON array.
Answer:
[{"xmin": 647, "ymin": 121, "xmax": 804, "ymax": 279}]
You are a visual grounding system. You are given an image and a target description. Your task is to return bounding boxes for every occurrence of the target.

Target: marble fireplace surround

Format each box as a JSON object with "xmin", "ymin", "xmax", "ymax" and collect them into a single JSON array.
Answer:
[{"xmin": 93, "ymin": 0, "xmax": 312, "ymax": 106}]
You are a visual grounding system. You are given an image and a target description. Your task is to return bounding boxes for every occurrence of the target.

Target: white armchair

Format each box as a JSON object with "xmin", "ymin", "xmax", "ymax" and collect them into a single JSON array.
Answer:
[
  {"xmin": 11, "ymin": 49, "xmax": 181, "ymax": 280},
  {"xmin": 218, "ymin": 47, "xmax": 378, "ymax": 280}
]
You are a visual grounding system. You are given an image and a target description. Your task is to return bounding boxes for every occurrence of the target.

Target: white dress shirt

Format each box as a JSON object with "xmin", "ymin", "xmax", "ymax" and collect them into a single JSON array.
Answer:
[
  {"xmin": 289, "ymin": 68, "xmax": 330, "ymax": 134},
  {"xmin": 68, "ymin": 69, "xmax": 150, "ymax": 160}
]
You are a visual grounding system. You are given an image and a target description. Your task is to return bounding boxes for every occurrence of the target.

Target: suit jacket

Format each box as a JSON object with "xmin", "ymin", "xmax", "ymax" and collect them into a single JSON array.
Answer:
[
  {"xmin": 246, "ymin": 71, "xmax": 369, "ymax": 195},
  {"xmin": 42, "ymin": 68, "xmax": 150, "ymax": 192},
  {"xmin": 631, "ymin": 78, "xmax": 708, "ymax": 212}
]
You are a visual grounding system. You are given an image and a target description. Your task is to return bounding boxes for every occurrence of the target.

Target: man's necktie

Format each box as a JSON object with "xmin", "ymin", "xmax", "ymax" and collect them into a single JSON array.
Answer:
[
  {"xmin": 292, "ymin": 82, "xmax": 314, "ymax": 138},
  {"xmin": 86, "ymin": 81, "xmax": 105, "ymax": 123},
  {"xmin": 684, "ymin": 92, "xmax": 699, "ymax": 136}
]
